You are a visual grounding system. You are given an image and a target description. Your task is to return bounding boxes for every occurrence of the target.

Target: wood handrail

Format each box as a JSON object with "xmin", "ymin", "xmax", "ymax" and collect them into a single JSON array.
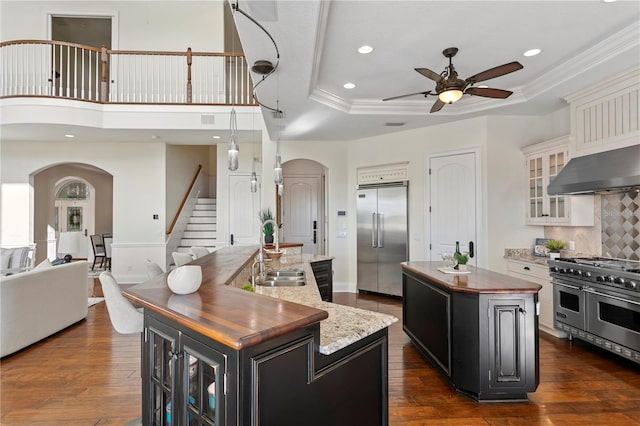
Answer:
[{"xmin": 166, "ymin": 164, "xmax": 203, "ymax": 235}]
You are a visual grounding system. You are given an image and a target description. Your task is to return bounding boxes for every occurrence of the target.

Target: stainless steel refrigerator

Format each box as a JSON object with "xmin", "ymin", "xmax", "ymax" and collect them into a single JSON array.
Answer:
[{"xmin": 357, "ymin": 182, "xmax": 408, "ymax": 297}]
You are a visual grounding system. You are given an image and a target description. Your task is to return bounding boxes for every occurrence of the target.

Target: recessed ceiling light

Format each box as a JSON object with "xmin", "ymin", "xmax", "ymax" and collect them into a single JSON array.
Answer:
[
  {"xmin": 64, "ymin": 134, "xmax": 74, "ymax": 138},
  {"xmin": 358, "ymin": 45, "xmax": 373, "ymax": 54},
  {"xmin": 151, "ymin": 135, "xmax": 160, "ymax": 140},
  {"xmin": 212, "ymin": 135, "xmax": 221, "ymax": 139},
  {"xmin": 602, "ymin": 0, "xmax": 616, "ymax": 3},
  {"xmin": 343, "ymin": 82, "xmax": 356, "ymax": 89},
  {"xmin": 524, "ymin": 49, "xmax": 541, "ymax": 57},
  {"xmin": 478, "ymin": 85, "xmax": 489, "ymax": 88}
]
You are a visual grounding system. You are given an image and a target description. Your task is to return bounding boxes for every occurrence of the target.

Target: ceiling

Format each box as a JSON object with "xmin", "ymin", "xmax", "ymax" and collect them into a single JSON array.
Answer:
[
  {"xmin": 233, "ymin": 0, "xmax": 640, "ymax": 141},
  {"xmin": 2, "ymin": 1, "xmax": 639, "ymax": 145}
]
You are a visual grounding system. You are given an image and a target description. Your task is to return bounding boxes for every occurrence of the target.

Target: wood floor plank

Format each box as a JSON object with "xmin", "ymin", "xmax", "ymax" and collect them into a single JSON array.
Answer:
[{"xmin": 1, "ymin": 288, "xmax": 639, "ymax": 425}]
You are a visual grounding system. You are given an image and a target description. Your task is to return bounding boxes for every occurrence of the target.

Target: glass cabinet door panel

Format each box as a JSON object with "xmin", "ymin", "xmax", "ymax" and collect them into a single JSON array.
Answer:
[
  {"xmin": 148, "ymin": 325, "xmax": 176, "ymax": 426},
  {"xmin": 182, "ymin": 338, "xmax": 226, "ymax": 426}
]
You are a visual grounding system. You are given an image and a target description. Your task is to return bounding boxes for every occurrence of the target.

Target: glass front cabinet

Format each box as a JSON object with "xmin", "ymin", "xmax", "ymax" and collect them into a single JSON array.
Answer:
[
  {"xmin": 145, "ymin": 315, "xmax": 227, "ymax": 426},
  {"xmin": 522, "ymin": 136, "xmax": 594, "ymax": 226}
]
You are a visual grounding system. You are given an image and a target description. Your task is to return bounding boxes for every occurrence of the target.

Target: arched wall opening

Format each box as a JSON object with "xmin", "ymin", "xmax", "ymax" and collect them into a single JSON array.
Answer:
[{"xmin": 33, "ymin": 163, "xmax": 113, "ymax": 264}]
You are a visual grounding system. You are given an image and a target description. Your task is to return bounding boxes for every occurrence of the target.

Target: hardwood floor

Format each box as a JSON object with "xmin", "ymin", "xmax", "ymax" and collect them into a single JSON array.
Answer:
[{"xmin": 1, "ymin": 287, "xmax": 639, "ymax": 425}]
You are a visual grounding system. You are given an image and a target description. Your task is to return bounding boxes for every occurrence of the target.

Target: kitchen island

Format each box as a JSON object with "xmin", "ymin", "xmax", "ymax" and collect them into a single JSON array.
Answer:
[
  {"xmin": 401, "ymin": 261, "xmax": 541, "ymax": 402},
  {"xmin": 124, "ymin": 246, "xmax": 396, "ymax": 425}
]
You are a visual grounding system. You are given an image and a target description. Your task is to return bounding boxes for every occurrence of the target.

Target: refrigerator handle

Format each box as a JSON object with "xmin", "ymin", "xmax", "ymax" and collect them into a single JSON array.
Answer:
[
  {"xmin": 378, "ymin": 213, "xmax": 384, "ymax": 248},
  {"xmin": 371, "ymin": 213, "xmax": 377, "ymax": 248}
]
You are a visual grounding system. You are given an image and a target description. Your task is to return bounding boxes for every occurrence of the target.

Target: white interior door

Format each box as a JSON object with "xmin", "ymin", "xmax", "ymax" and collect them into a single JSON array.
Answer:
[
  {"xmin": 282, "ymin": 176, "xmax": 320, "ymax": 255},
  {"xmin": 228, "ymin": 174, "xmax": 260, "ymax": 246},
  {"xmin": 429, "ymin": 152, "xmax": 477, "ymax": 264}
]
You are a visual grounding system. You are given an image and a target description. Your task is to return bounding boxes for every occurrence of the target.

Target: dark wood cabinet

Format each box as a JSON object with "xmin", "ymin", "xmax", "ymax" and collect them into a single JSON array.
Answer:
[
  {"xmin": 144, "ymin": 314, "xmax": 230, "ymax": 425},
  {"xmin": 311, "ymin": 259, "xmax": 333, "ymax": 302},
  {"xmin": 142, "ymin": 308, "xmax": 389, "ymax": 425},
  {"xmin": 403, "ymin": 268, "xmax": 539, "ymax": 401}
]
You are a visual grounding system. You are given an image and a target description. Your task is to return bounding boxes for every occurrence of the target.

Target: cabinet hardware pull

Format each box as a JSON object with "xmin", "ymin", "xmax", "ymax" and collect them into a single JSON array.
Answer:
[
  {"xmin": 519, "ymin": 307, "xmax": 527, "ymax": 314},
  {"xmin": 524, "ymin": 266, "xmax": 530, "ymax": 271}
]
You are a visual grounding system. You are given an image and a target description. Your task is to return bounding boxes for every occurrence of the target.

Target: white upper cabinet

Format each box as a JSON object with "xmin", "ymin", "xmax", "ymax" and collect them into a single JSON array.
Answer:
[{"xmin": 522, "ymin": 136, "xmax": 594, "ymax": 226}]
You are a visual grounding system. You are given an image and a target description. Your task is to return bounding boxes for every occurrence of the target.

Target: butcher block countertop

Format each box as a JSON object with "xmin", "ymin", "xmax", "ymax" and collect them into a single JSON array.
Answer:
[
  {"xmin": 401, "ymin": 261, "xmax": 542, "ymax": 294},
  {"xmin": 124, "ymin": 246, "xmax": 397, "ymax": 355},
  {"xmin": 123, "ymin": 246, "xmax": 328, "ymax": 350}
]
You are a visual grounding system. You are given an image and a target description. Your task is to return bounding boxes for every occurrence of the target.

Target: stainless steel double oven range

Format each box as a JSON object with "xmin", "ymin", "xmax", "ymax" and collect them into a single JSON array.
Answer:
[{"xmin": 550, "ymin": 257, "xmax": 640, "ymax": 364}]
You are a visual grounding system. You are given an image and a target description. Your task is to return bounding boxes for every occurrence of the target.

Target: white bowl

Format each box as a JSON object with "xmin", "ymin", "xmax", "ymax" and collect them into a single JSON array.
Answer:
[{"xmin": 167, "ymin": 265, "xmax": 202, "ymax": 294}]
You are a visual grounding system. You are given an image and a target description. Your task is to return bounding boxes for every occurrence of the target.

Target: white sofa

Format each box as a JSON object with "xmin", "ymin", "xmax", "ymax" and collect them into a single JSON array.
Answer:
[{"xmin": 1, "ymin": 261, "xmax": 88, "ymax": 357}]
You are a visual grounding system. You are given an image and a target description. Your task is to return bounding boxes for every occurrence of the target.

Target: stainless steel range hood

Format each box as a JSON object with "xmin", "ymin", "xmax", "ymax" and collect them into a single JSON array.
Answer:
[{"xmin": 547, "ymin": 144, "xmax": 640, "ymax": 195}]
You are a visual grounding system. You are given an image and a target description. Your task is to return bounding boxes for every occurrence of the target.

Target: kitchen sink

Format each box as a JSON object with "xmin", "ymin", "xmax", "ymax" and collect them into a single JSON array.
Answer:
[
  {"xmin": 265, "ymin": 268, "xmax": 305, "ymax": 278},
  {"xmin": 255, "ymin": 269, "xmax": 306, "ymax": 287},
  {"xmin": 255, "ymin": 278, "xmax": 306, "ymax": 287}
]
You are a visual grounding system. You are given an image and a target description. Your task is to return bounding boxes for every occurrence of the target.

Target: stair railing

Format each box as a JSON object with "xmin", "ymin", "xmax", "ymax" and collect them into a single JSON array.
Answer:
[{"xmin": 165, "ymin": 164, "xmax": 205, "ymax": 268}]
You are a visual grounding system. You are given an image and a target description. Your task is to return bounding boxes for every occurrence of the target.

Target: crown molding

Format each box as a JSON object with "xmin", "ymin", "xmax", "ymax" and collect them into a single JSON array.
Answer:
[{"xmin": 308, "ymin": 19, "xmax": 639, "ymax": 117}]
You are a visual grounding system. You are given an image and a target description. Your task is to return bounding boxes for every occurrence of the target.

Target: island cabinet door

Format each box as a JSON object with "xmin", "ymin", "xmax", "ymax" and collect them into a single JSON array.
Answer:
[
  {"xmin": 144, "ymin": 317, "xmax": 179, "ymax": 426},
  {"xmin": 144, "ymin": 315, "xmax": 231, "ymax": 426},
  {"xmin": 481, "ymin": 295, "xmax": 538, "ymax": 398}
]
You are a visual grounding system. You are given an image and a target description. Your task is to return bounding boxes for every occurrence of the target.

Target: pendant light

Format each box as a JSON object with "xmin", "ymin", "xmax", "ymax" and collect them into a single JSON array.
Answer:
[
  {"xmin": 227, "ymin": 108, "xmax": 239, "ymax": 171},
  {"xmin": 273, "ymin": 138, "xmax": 283, "ymax": 185},
  {"xmin": 250, "ymin": 157, "xmax": 258, "ymax": 193}
]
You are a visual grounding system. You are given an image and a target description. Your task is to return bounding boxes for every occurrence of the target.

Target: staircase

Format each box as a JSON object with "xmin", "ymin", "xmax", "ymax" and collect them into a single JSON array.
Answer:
[{"xmin": 176, "ymin": 198, "xmax": 218, "ymax": 253}]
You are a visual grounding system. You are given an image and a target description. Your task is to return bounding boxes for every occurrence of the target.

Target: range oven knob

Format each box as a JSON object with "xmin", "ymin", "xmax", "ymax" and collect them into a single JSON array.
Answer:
[
  {"xmin": 550, "ymin": 266, "xmax": 559, "ymax": 273},
  {"xmin": 568, "ymin": 268, "xmax": 575, "ymax": 275},
  {"xmin": 606, "ymin": 276, "xmax": 615, "ymax": 283},
  {"xmin": 573, "ymin": 269, "xmax": 582, "ymax": 276},
  {"xmin": 559, "ymin": 268, "xmax": 568, "ymax": 274},
  {"xmin": 596, "ymin": 276, "xmax": 606, "ymax": 282},
  {"xmin": 614, "ymin": 277, "xmax": 626, "ymax": 285},
  {"xmin": 582, "ymin": 271, "xmax": 592, "ymax": 278},
  {"xmin": 627, "ymin": 281, "xmax": 638, "ymax": 290}
]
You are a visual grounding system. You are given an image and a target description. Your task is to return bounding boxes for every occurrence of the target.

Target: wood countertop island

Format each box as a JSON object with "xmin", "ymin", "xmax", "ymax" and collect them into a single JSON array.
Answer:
[
  {"xmin": 401, "ymin": 261, "xmax": 542, "ymax": 294},
  {"xmin": 124, "ymin": 246, "xmax": 394, "ymax": 426},
  {"xmin": 401, "ymin": 261, "xmax": 541, "ymax": 402}
]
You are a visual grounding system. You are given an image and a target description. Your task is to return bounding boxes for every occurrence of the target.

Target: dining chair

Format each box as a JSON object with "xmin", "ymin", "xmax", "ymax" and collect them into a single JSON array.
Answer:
[
  {"xmin": 103, "ymin": 236, "xmax": 113, "ymax": 271},
  {"xmin": 99, "ymin": 271, "xmax": 143, "ymax": 334},
  {"xmin": 90, "ymin": 234, "xmax": 106, "ymax": 271},
  {"xmin": 145, "ymin": 260, "xmax": 165, "ymax": 280},
  {"xmin": 190, "ymin": 246, "xmax": 210, "ymax": 259},
  {"xmin": 172, "ymin": 252, "xmax": 194, "ymax": 267}
]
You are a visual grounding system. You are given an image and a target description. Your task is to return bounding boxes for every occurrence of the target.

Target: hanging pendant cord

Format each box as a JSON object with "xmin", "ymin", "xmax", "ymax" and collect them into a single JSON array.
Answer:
[{"xmin": 232, "ymin": 1, "xmax": 283, "ymax": 114}]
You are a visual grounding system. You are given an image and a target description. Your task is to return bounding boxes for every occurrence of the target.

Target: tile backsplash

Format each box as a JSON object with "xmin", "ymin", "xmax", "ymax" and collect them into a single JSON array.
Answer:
[
  {"xmin": 601, "ymin": 191, "xmax": 640, "ymax": 260},
  {"xmin": 545, "ymin": 192, "xmax": 640, "ymax": 260}
]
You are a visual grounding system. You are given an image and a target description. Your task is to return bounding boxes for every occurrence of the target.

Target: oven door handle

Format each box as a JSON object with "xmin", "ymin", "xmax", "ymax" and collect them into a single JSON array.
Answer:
[
  {"xmin": 554, "ymin": 282, "xmax": 581, "ymax": 291},
  {"xmin": 583, "ymin": 288, "xmax": 640, "ymax": 307}
]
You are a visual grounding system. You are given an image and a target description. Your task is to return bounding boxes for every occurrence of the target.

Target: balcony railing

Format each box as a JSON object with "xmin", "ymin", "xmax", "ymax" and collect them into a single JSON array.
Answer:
[{"xmin": 0, "ymin": 40, "xmax": 256, "ymax": 105}]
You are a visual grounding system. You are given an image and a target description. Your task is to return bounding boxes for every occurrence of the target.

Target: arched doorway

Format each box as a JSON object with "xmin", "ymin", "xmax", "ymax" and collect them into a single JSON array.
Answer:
[
  {"xmin": 33, "ymin": 163, "xmax": 113, "ymax": 264},
  {"xmin": 53, "ymin": 177, "xmax": 95, "ymax": 260},
  {"xmin": 280, "ymin": 159, "xmax": 327, "ymax": 255}
]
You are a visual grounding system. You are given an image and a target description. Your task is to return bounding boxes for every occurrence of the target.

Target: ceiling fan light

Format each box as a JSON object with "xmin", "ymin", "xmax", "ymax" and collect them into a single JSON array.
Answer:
[{"xmin": 438, "ymin": 89, "xmax": 463, "ymax": 104}]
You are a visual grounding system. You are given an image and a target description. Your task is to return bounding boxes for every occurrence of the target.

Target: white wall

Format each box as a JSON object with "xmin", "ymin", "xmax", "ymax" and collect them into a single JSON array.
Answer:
[
  {"xmin": 166, "ymin": 144, "xmax": 211, "ymax": 222},
  {"xmin": 0, "ymin": 1, "xmax": 224, "ymax": 52},
  {"xmin": 485, "ymin": 109, "xmax": 570, "ymax": 272},
  {"xmin": 1, "ymin": 140, "xmax": 166, "ymax": 283}
]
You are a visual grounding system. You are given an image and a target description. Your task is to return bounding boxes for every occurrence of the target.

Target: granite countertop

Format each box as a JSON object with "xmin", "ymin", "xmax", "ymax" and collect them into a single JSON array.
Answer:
[
  {"xmin": 503, "ymin": 248, "xmax": 549, "ymax": 266},
  {"xmin": 253, "ymin": 254, "xmax": 398, "ymax": 355}
]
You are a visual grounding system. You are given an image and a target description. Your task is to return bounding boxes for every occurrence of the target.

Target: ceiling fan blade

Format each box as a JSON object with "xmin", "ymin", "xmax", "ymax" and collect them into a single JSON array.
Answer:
[
  {"xmin": 415, "ymin": 68, "xmax": 442, "ymax": 82},
  {"xmin": 465, "ymin": 87, "xmax": 513, "ymax": 99},
  {"xmin": 466, "ymin": 62, "xmax": 523, "ymax": 83},
  {"xmin": 430, "ymin": 99, "xmax": 445, "ymax": 113},
  {"xmin": 382, "ymin": 91, "xmax": 431, "ymax": 101}
]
